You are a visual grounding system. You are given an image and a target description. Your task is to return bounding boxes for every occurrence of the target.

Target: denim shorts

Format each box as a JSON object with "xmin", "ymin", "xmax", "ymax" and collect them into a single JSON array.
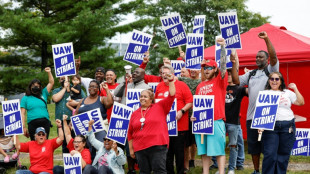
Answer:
[
  {"xmin": 195, "ymin": 120, "xmax": 226, "ymax": 156},
  {"xmin": 246, "ymin": 120, "xmax": 263, "ymax": 154}
]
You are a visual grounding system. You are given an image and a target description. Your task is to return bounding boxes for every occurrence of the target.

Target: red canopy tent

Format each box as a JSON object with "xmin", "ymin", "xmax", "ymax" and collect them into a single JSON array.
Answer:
[{"xmin": 204, "ymin": 23, "xmax": 310, "ymax": 139}]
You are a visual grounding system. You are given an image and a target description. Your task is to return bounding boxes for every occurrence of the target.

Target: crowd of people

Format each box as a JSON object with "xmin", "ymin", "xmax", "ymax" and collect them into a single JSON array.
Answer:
[{"xmin": 4, "ymin": 31, "xmax": 304, "ymax": 174}]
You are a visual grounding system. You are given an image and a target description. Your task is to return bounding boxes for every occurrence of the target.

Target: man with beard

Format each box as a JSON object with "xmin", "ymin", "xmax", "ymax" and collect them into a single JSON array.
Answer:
[
  {"xmin": 230, "ymin": 31, "xmax": 278, "ymax": 174},
  {"xmin": 52, "ymin": 76, "xmax": 86, "ymax": 153},
  {"xmin": 155, "ymin": 65, "xmax": 193, "ymax": 174},
  {"xmin": 191, "ymin": 38, "xmax": 227, "ymax": 174},
  {"xmin": 75, "ymin": 56, "xmax": 105, "ymax": 96},
  {"xmin": 114, "ymin": 67, "xmax": 151, "ymax": 174}
]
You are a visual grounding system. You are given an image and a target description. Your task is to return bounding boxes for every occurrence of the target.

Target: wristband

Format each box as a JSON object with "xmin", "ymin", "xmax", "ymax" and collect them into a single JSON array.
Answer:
[
  {"xmin": 181, "ymin": 109, "xmax": 185, "ymax": 114},
  {"xmin": 58, "ymin": 126, "xmax": 62, "ymax": 128},
  {"xmin": 169, "ymin": 79, "xmax": 174, "ymax": 82}
]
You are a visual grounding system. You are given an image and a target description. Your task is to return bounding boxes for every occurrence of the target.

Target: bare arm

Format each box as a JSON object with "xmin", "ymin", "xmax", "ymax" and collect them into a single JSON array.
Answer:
[
  {"xmin": 21, "ymin": 108, "xmax": 29, "ymax": 138},
  {"xmin": 74, "ymin": 99, "xmax": 84, "ymax": 115},
  {"xmin": 230, "ymin": 50, "xmax": 240, "ymax": 85},
  {"xmin": 62, "ymin": 115, "xmax": 72, "ymax": 144},
  {"xmin": 258, "ymin": 32, "xmax": 278, "ymax": 66},
  {"xmin": 45, "ymin": 67, "xmax": 54, "ymax": 93},
  {"xmin": 288, "ymin": 83, "xmax": 305, "ymax": 106},
  {"xmin": 129, "ymin": 139, "xmax": 135, "ymax": 159},
  {"xmin": 55, "ymin": 119, "xmax": 64, "ymax": 145},
  {"xmin": 71, "ymin": 86, "xmax": 80, "ymax": 94},
  {"xmin": 101, "ymin": 82, "xmax": 114, "ymax": 109},
  {"xmin": 52, "ymin": 81, "xmax": 70, "ymax": 103},
  {"xmin": 75, "ymin": 56, "xmax": 81, "ymax": 74}
]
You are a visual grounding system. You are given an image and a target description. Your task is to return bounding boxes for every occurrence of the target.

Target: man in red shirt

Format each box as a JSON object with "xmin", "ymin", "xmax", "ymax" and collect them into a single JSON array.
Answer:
[
  {"xmin": 191, "ymin": 38, "xmax": 227, "ymax": 174},
  {"xmin": 155, "ymin": 65, "xmax": 193, "ymax": 174},
  {"xmin": 16, "ymin": 121, "xmax": 64, "ymax": 174}
]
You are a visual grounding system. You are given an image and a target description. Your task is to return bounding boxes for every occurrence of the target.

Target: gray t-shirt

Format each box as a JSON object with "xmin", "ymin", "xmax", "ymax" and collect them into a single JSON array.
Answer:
[
  {"xmin": 114, "ymin": 80, "xmax": 151, "ymax": 104},
  {"xmin": 239, "ymin": 61, "xmax": 279, "ymax": 120}
]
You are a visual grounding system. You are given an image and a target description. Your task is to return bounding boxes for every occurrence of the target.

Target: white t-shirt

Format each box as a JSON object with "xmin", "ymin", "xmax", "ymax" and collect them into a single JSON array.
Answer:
[
  {"xmin": 276, "ymin": 89, "xmax": 297, "ymax": 121},
  {"xmin": 81, "ymin": 77, "xmax": 94, "ymax": 96}
]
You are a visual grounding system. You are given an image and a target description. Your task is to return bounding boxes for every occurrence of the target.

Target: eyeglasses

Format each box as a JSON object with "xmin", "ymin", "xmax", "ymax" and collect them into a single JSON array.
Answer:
[
  {"xmin": 37, "ymin": 133, "xmax": 45, "ymax": 137},
  {"xmin": 73, "ymin": 141, "xmax": 83, "ymax": 144},
  {"xmin": 89, "ymin": 85, "xmax": 98, "ymax": 89},
  {"xmin": 269, "ymin": 78, "xmax": 280, "ymax": 81},
  {"xmin": 204, "ymin": 66, "xmax": 215, "ymax": 70}
]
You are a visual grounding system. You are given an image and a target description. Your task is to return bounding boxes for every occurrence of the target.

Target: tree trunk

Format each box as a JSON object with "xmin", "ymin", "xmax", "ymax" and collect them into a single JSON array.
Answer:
[{"xmin": 41, "ymin": 41, "xmax": 48, "ymax": 71}]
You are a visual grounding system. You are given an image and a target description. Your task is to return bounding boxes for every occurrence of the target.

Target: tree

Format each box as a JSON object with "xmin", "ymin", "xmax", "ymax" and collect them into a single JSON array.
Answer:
[
  {"xmin": 0, "ymin": 0, "xmax": 144, "ymax": 94},
  {"xmin": 133, "ymin": 0, "xmax": 269, "ymax": 75}
]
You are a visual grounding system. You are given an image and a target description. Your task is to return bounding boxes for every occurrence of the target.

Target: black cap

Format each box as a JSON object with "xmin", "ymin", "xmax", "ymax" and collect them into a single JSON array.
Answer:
[{"xmin": 96, "ymin": 67, "xmax": 105, "ymax": 73}]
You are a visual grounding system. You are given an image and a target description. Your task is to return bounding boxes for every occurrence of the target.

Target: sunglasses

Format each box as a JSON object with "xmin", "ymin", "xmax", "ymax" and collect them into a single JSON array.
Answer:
[
  {"xmin": 73, "ymin": 141, "xmax": 83, "ymax": 144},
  {"xmin": 37, "ymin": 133, "xmax": 46, "ymax": 137},
  {"xmin": 103, "ymin": 138, "xmax": 111, "ymax": 142},
  {"xmin": 204, "ymin": 66, "xmax": 215, "ymax": 70},
  {"xmin": 269, "ymin": 77, "xmax": 280, "ymax": 81}
]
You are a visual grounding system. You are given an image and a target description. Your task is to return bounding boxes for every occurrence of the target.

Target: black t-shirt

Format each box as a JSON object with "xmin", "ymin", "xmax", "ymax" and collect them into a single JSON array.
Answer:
[
  {"xmin": 225, "ymin": 85, "xmax": 247, "ymax": 125},
  {"xmin": 71, "ymin": 84, "xmax": 82, "ymax": 100}
]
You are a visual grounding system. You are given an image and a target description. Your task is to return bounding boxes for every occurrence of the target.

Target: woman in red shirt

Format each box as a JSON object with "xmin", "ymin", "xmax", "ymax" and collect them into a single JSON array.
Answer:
[
  {"xmin": 128, "ymin": 73, "xmax": 175, "ymax": 173},
  {"xmin": 53, "ymin": 115, "xmax": 95, "ymax": 174}
]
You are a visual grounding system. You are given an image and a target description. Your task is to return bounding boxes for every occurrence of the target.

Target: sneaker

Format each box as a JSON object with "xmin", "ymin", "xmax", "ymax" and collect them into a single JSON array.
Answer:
[
  {"xmin": 4, "ymin": 155, "xmax": 10, "ymax": 163},
  {"xmin": 251, "ymin": 171, "xmax": 261, "ymax": 174},
  {"xmin": 227, "ymin": 170, "xmax": 235, "ymax": 174},
  {"xmin": 184, "ymin": 168, "xmax": 190, "ymax": 173},
  {"xmin": 215, "ymin": 171, "xmax": 219, "ymax": 174},
  {"xmin": 236, "ymin": 166, "xmax": 244, "ymax": 170},
  {"xmin": 12, "ymin": 153, "xmax": 19, "ymax": 160},
  {"xmin": 189, "ymin": 160, "xmax": 195, "ymax": 168},
  {"xmin": 209, "ymin": 164, "xmax": 218, "ymax": 170}
]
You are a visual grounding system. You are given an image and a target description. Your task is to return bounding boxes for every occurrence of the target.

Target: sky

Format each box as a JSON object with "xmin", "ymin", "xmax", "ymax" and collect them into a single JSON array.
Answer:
[{"xmin": 110, "ymin": 0, "xmax": 310, "ymax": 44}]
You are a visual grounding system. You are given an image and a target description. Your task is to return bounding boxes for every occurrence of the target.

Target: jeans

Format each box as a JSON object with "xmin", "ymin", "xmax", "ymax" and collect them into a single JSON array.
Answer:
[
  {"xmin": 236, "ymin": 126, "xmax": 245, "ymax": 168},
  {"xmin": 226, "ymin": 123, "xmax": 238, "ymax": 170},
  {"xmin": 212, "ymin": 125, "xmax": 244, "ymax": 169},
  {"xmin": 16, "ymin": 170, "xmax": 49, "ymax": 174},
  {"xmin": 135, "ymin": 145, "xmax": 168, "ymax": 174},
  {"xmin": 98, "ymin": 165, "xmax": 113, "ymax": 174},
  {"xmin": 166, "ymin": 131, "xmax": 186, "ymax": 174},
  {"xmin": 262, "ymin": 120, "xmax": 296, "ymax": 174}
]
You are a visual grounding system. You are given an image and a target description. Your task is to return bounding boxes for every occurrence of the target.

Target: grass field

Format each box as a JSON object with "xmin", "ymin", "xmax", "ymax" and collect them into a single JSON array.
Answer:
[{"xmin": 1, "ymin": 104, "xmax": 310, "ymax": 173}]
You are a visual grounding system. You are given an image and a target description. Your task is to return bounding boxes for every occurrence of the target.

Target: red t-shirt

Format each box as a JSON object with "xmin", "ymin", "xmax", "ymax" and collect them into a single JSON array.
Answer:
[
  {"xmin": 128, "ymin": 94, "xmax": 175, "ymax": 152},
  {"xmin": 20, "ymin": 138, "xmax": 61, "ymax": 174},
  {"xmin": 100, "ymin": 83, "xmax": 120, "ymax": 122},
  {"xmin": 67, "ymin": 138, "xmax": 92, "ymax": 165},
  {"xmin": 195, "ymin": 71, "xmax": 228, "ymax": 121},
  {"xmin": 155, "ymin": 80, "xmax": 193, "ymax": 131},
  {"xmin": 139, "ymin": 62, "xmax": 162, "ymax": 83}
]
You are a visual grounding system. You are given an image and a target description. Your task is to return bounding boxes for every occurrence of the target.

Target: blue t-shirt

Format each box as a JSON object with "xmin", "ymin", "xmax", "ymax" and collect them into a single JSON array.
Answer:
[{"xmin": 20, "ymin": 87, "xmax": 50, "ymax": 123}]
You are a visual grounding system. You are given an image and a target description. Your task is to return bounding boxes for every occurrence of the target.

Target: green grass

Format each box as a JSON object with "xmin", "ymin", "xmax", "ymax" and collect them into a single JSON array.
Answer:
[{"xmin": 1, "ymin": 104, "xmax": 310, "ymax": 174}]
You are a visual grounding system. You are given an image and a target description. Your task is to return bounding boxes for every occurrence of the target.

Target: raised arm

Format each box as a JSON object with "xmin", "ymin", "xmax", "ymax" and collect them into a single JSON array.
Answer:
[
  {"xmin": 87, "ymin": 120, "xmax": 103, "ymax": 150},
  {"xmin": 55, "ymin": 119, "xmax": 64, "ymax": 145},
  {"xmin": 288, "ymin": 83, "xmax": 305, "ymax": 106},
  {"xmin": 100, "ymin": 82, "xmax": 114, "ymax": 109},
  {"xmin": 75, "ymin": 56, "xmax": 81, "ymax": 74},
  {"xmin": 52, "ymin": 81, "xmax": 70, "ymax": 103},
  {"xmin": 217, "ymin": 38, "xmax": 227, "ymax": 79},
  {"xmin": 45, "ymin": 67, "xmax": 54, "ymax": 93},
  {"xmin": 166, "ymin": 73, "xmax": 175, "ymax": 96},
  {"xmin": 230, "ymin": 49, "xmax": 240, "ymax": 85},
  {"xmin": 63, "ymin": 115, "xmax": 72, "ymax": 144},
  {"xmin": 139, "ymin": 51, "xmax": 149, "ymax": 70},
  {"xmin": 258, "ymin": 31, "xmax": 278, "ymax": 66}
]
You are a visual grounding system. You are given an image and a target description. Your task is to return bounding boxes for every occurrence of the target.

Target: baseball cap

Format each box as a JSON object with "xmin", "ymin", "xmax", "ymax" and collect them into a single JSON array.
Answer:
[
  {"xmin": 204, "ymin": 59, "xmax": 218, "ymax": 68},
  {"xmin": 35, "ymin": 127, "xmax": 46, "ymax": 134},
  {"xmin": 96, "ymin": 67, "xmax": 105, "ymax": 73}
]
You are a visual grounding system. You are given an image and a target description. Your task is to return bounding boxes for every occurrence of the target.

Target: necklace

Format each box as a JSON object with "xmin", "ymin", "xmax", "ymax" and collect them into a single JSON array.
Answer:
[{"xmin": 140, "ymin": 106, "xmax": 150, "ymax": 130}]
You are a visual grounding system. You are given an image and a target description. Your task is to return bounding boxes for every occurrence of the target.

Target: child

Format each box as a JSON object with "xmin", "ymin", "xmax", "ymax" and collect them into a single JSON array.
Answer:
[
  {"xmin": 66, "ymin": 75, "xmax": 83, "ymax": 114},
  {"xmin": 0, "ymin": 130, "xmax": 19, "ymax": 163}
]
